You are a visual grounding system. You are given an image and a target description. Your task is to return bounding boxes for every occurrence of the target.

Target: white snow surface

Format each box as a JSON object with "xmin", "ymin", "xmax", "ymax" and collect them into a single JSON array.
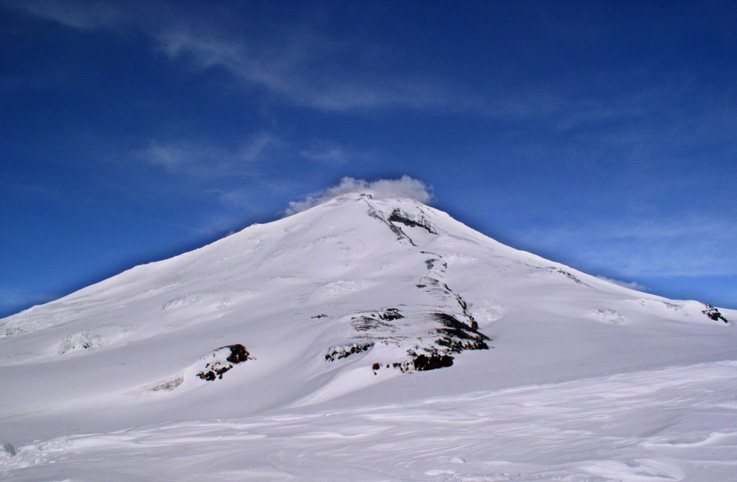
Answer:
[{"xmin": 1, "ymin": 192, "xmax": 736, "ymax": 481}]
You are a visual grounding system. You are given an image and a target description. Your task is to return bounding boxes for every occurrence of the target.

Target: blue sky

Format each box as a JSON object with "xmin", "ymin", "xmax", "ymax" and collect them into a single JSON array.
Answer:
[{"xmin": 1, "ymin": 0, "xmax": 736, "ymax": 317}]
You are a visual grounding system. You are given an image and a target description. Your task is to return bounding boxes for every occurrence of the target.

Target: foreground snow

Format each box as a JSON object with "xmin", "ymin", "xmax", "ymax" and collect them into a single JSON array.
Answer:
[{"xmin": 3, "ymin": 361, "xmax": 736, "ymax": 481}]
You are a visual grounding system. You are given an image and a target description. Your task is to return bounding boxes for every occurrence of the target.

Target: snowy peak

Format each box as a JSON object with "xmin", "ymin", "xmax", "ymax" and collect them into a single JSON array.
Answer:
[{"xmin": 0, "ymin": 191, "xmax": 734, "ymax": 447}]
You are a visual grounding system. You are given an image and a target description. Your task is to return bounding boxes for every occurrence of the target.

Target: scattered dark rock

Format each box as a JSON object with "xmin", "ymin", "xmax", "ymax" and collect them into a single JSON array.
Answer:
[
  {"xmin": 351, "ymin": 308, "xmax": 406, "ymax": 333},
  {"xmin": 413, "ymin": 353, "xmax": 454, "ymax": 371},
  {"xmin": 351, "ymin": 315, "xmax": 397, "ymax": 333},
  {"xmin": 388, "ymin": 208, "xmax": 437, "ymax": 234},
  {"xmin": 311, "ymin": 314, "xmax": 328, "ymax": 319},
  {"xmin": 326, "ymin": 342, "xmax": 374, "ymax": 361},
  {"xmin": 1, "ymin": 443, "xmax": 16, "ymax": 457},
  {"xmin": 364, "ymin": 201, "xmax": 416, "ymax": 245},
  {"xmin": 197, "ymin": 344, "xmax": 252, "ymax": 381},
  {"xmin": 550, "ymin": 267, "xmax": 587, "ymax": 285},
  {"xmin": 455, "ymin": 294, "xmax": 478, "ymax": 329},
  {"xmin": 147, "ymin": 377, "xmax": 184, "ymax": 392},
  {"xmin": 379, "ymin": 308, "xmax": 404, "ymax": 321},
  {"xmin": 702, "ymin": 304, "xmax": 730, "ymax": 324},
  {"xmin": 226, "ymin": 344, "xmax": 250, "ymax": 364},
  {"xmin": 434, "ymin": 312, "xmax": 490, "ymax": 352}
]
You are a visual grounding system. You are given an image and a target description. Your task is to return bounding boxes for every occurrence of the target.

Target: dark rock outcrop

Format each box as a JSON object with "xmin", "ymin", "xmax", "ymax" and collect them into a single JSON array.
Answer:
[
  {"xmin": 197, "ymin": 344, "xmax": 252, "ymax": 381},
  {"xmin": 388, "ymin": 208, "xmax": 437, "ymax": 234},
  {"xmin": 326, "ymin": 342, "xmax": 374, "ymax": 361},
  {"xmin": 702, "ymin": 304, "xmax": 730, "ymax": 324}
]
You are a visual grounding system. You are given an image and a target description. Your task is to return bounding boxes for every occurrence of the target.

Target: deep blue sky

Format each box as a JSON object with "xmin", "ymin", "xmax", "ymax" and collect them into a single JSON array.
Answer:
[{"xmin": 2, "ymin": 0, "xmax": 736, "ymax": 317}]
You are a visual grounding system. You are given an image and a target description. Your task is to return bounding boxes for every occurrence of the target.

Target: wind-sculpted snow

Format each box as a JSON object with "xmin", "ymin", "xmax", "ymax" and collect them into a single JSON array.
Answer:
[
  {"xmin": 0, "ymin": 305, "xmax": 64, "ymax": 338},
  {"xmin": 3, "ymin": 362, "xmax": 736, "ymax": 481},
  {"xmin": 0, "ymin": 192, "xmax": 735, "ymax": 480}
]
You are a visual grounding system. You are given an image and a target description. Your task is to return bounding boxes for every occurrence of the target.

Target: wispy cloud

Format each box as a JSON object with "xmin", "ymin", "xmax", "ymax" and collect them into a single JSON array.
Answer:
[
  {"xmin": 285, "ymin": 176, "xmax": 433, "ymax": 215},
  {"xmin": 528, "ymin": 215, "xmax": 737, "ymax": 278},
  {"xmin": 0, "ymin": 0, "xmax": 547, "ymax": 116},
  {"xmin": 300, "ymin": 140, "xmax": 371, "ymax": 167},
  {"xmin": 153, "ymin": 26, "xmax": 470, "ymax": 112},
  {"xmin": 137, "ymin": 132, "xmax": 281, "ymax": 177},
  {"xmin": 4, "ymin": 0, "xmax": 701, "ymax": 131},
  {"xmin": 3, "ymin": 0, "xmax": 124, "ymax": 30}
]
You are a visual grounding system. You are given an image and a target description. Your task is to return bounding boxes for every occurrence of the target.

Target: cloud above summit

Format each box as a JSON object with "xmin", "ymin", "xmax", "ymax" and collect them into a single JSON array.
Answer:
[{"xmin": 284, "ymin": 176, "xmax": 433, "ymax": 215}]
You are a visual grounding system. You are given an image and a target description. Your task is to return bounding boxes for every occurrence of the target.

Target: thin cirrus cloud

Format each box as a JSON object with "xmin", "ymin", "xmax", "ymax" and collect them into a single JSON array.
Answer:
[
  {"xmin": 4, "ymin": 0, "xmax": 124, "ymax": 30},
  {"xmin": 4, "ymin": 0, "xmax": 719, "ymax": 133},
  {"xmin": 153, "ymin": 27, "xmax": 476, "ymax": 113},
  {"xmin": 137, "ymin": 132, "xmax": 281, "ymax": 177},
  {"xmin": 2, "ymin": 0, "xmax": 551, "ymax": 116},
  {"xmin": 300, "ymin": 140, "xmax": 372, "ymax": 167},
  {"xmin": 531, "ymin": 216, "xmax": 737, "ymax": 278}
]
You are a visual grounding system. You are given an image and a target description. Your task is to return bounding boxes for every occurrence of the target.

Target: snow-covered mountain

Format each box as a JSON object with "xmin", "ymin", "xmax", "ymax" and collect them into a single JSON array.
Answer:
[{"xmin": 2, "ymin": 192, "xmax": 736, "ymax": 481}]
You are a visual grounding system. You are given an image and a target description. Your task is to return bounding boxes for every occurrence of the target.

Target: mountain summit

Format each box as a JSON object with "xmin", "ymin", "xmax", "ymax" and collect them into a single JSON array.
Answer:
[{"xmin": 1, "ymin": 192, "xmax": 736, "ymax": 479}]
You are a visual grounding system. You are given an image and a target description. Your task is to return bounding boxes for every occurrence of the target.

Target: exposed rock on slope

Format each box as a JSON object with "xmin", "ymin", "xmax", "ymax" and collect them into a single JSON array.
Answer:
[{"xmin": 196, "ymin": 344, "xmax": 252, "ymax": 381}]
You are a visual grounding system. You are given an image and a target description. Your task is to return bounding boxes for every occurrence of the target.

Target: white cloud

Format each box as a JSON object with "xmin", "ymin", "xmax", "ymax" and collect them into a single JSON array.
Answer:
[
  {"xmin": 152, "ymin": 27, "xmax": 465, "ymax": 112},
  {"xmin": 4, "ymin": 0, "xmax": 124, "ymax": 30},
  {"xmin": 284, "ymin": 176, "xmax": 433, "ymax": 215},
  {"xmin": 300, "ymin": 140, "xmax": 372, "ymax": 166},
  {"xmin": 2, "ymin": 1, "xmax": 508, "ymax": 114},
  {"xmin": 137, "ymin": 132, "xmax": 280, "ymax": 177}
]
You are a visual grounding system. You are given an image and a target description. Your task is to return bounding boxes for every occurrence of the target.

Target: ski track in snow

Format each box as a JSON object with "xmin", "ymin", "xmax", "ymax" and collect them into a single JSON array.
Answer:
[{"xmin": 3, "ymin": 361, "xmax": 737, "ymax": 481}]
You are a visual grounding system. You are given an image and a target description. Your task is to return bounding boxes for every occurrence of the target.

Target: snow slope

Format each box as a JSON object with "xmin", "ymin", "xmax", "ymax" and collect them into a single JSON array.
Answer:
[{"xmin": 1, "ymin": 191, "xmax": 735, "ymax": 480}]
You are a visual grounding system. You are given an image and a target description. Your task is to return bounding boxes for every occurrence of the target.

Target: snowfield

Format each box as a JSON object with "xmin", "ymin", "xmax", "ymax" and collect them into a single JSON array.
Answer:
[
  {"xmin": 3, "ymin": 361, "xmax": 736, "ymax": 481},
  {"xmin": 1, "ymin": 192, "xmax": 736, "ymax": 481}
]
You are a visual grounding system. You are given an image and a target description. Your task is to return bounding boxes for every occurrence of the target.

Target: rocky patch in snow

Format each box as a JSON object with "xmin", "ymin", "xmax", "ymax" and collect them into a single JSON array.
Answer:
[
  {"xmin": 362, "ymin": 199, "xmax": 438, "ymax": 246},
  {"xmin": 1, "ymin": 443, "xmax": 15, "ymax": 457},
  {"xmin": 365, "ymin": 202, "xmax": 412, "ymax": 244},
  {"xmin": 58, "ymin": 331, "xmax": 104, "ymax": 355},
  {"xmin": 325, "ymin": 342, "xmax": 374, "ymax": 362},
  {"xmin": 144, "ymin": 376, "xmax": 184, "ymax": 392},
  {"xmin": 548, "ymin": 267, "xmax": 588, "ymax": 286},
  {"xmin": 387, "ymin": 208, "xmax": 437, "ymax": 234},
  {"xmin": 351, "ymin": 311, "xmax": 403, "ymax": 341},
  {"xmin": 196, "ymin": 344, "xmax": 252, "ymax": 381},
  {"xmin": 433, "ymin": 313, "xmax": 489, "ymax": 352},
  {"xmin": 412, "ymin": 353, "xmax": 454, "ymax": 371},
  {"xmin": 702, "ymin": 304, "xmax": 730, "ymax": 324},
  {"xmin": 341, "ymin": 307, "xmax": 489, "ymax": 374}
]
